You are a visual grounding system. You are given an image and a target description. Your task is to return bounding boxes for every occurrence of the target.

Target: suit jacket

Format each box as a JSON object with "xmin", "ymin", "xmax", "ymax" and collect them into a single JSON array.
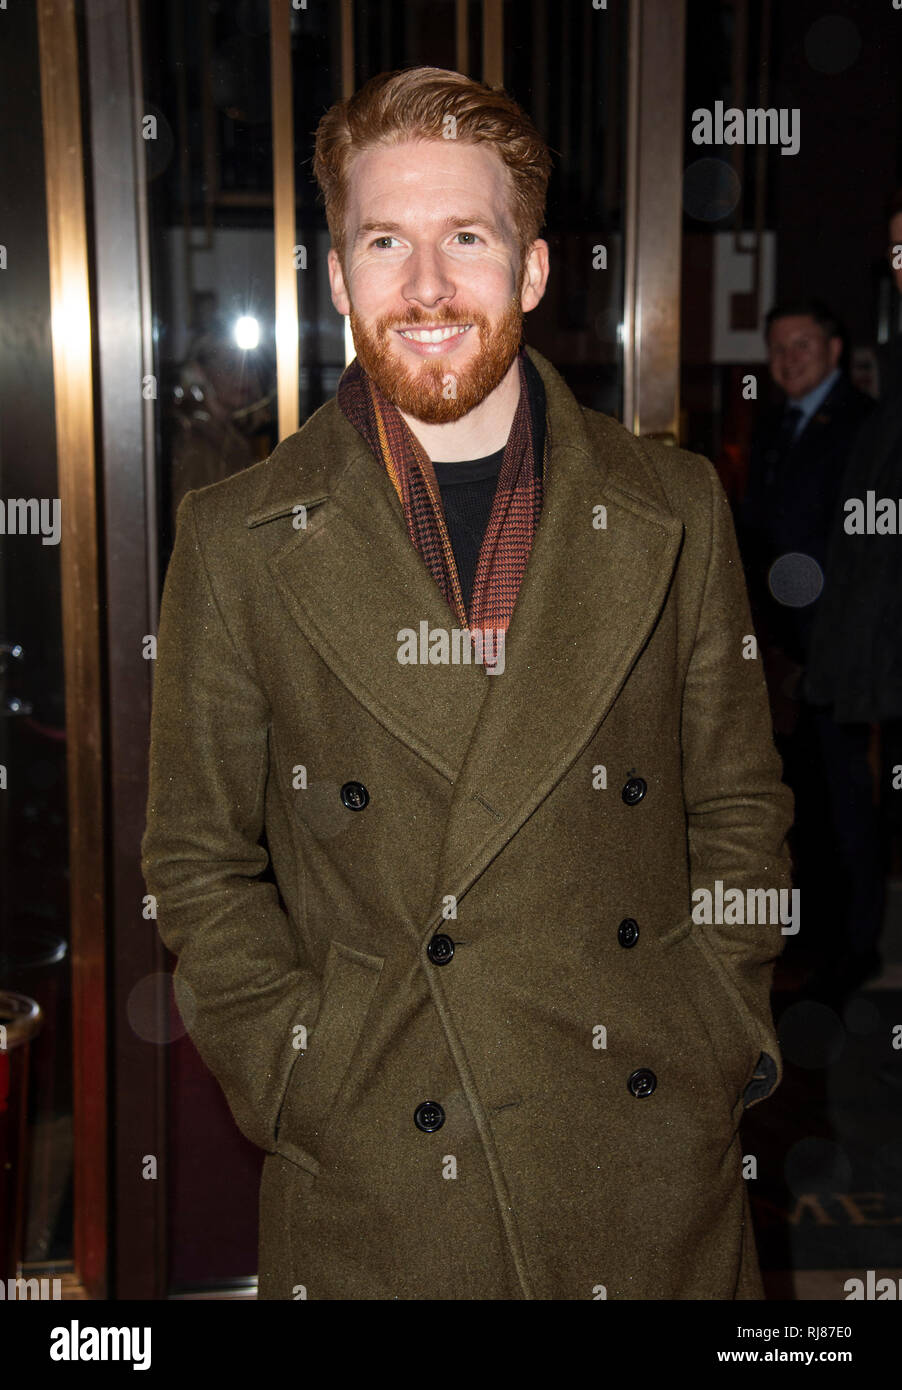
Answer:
[
  {"xmin": 141, "ymin": 345, "xmax": 794, "ymax": 1300},
  {"xmin": 804, "ymin": 380, "xmax": 902, "ymax": 721},
  {"xmin": 737, "ymin": 374, "xmax": 874, "ymax": 667}
]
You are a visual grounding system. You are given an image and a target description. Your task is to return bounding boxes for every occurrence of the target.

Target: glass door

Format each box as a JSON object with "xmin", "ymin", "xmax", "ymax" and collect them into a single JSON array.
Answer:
[{"xmin": 0, "ymin": 0, "xmax": 75, "ymax": 1291}]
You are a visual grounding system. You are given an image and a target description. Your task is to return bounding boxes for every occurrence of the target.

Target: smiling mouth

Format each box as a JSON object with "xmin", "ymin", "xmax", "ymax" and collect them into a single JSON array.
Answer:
[{"xmin": 396, "ymin": 324, "xmax": 473, "ymax": 343}]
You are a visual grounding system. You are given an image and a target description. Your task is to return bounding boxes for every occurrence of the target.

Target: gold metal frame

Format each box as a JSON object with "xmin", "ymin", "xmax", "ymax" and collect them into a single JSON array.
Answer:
[
  {"xmin": 341, "ymin": 0, "xmax": 355, "ymax": 100},
  {"xmin": 622, "ymin": 0, "xmax": 687, "ymax": 441},
  {"xmin": 456, "ymin": 0, "xmax": 469, "ymax": 74},
  {"xmin": 270, "ymin": 0, "xmax": 300, "ymax": 441},
  {"xmin": 482, "ymin": 0, "xmax": 503, "ymax": 86},
  {"xmin": 37, "ymin": 0, "xmax": 107, "ymax": 1300}
]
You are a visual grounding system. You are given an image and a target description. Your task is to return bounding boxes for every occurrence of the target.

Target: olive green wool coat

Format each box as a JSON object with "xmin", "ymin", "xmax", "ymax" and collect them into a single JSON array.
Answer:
[{"xmin": 141, "ymin": 345, "xmax": 794, "ymax": 1301}]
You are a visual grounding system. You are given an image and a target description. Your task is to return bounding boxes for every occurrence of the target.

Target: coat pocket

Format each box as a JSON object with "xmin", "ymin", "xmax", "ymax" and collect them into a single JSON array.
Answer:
[
  {"xmin": 658, "ymin": 915, "xmax": 762, "ymax": 1110},
  {"xmin": 274, "ymin": 939, "xmax": 384, "ymax": 1176}
]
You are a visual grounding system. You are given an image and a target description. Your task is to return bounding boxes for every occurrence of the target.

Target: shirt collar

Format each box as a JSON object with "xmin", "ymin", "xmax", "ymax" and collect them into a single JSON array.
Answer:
[{"xmin": 787, "ymin": 366, "xmax": 841, "ymax": 421}]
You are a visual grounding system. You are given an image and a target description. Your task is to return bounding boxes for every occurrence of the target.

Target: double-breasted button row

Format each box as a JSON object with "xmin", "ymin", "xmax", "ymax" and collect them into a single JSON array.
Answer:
[
  {"xmin": 342, "ymin": 775, "xmax": 646, "ymax": 809},
  {"xmin": 413, "ymin": 1074, "xmax": 656, "ymax": 1133},
  {"xmin": 340, "ymin": 780, "xmax": 369, "ymax": 810}
]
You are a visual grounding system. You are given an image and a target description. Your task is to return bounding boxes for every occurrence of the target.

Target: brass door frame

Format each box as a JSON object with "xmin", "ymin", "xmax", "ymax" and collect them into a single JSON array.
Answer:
[
  {"xmin": 623, "ymin": 0, "xmax": 687, "ymax": 441},
  {"xmin": 40, "ymin": 0, "xmax": 176, "ymax": 1302},
  {"xmin": 36, "ymin": 0, "xmax": 108, "ymax": 1300},
  {"xmin": 271, "ymin": 0, "xmax": 300, "ymax": 443}
]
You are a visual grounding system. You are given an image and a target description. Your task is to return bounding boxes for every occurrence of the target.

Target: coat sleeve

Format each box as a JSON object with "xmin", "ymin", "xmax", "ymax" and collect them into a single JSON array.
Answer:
[
  {"xmin": 141, "ymin": 489, "xmax": 320, "ymax": 1153},
  {"xmin": 679, "ymin": 456, "xmax": 795, "ymax": 1108}
]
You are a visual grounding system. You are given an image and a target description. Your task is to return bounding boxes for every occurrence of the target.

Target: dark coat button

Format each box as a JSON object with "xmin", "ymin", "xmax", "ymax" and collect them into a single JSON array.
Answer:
[
  {"xmin": 617, "ymin": 918, "xmax": 639, "ymax": 948},
  {"xmin": 622, "ymin": 777, "xmax": 647, "ymax": 805},
  {"xmin": 340, "ymin": 781, "xmax": 369, "ymax": 810},
  {"xmin": 427, "ymin": 934, "xmax": 455, "ymax": 965},
  {"xmin": 414, "ymin": 1100, "xmax": 445, "ymax": 1132},
  {"xmin": 628, "ymin": 1068, "xmax": 657, "ymax": 1098}
]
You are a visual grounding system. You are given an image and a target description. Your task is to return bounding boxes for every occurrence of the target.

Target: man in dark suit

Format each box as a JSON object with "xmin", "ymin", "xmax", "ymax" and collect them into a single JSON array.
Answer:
[
  {"xmin": 806, "ymin": 192, "xmax": 902, "ymax": 909},
  {"xmin": 740, "ymin": 300, "xmax": 873, "ymax": 668},
  {"xmin": 738, "ymin": 300, "xmax": 879, "ymax": 994}
]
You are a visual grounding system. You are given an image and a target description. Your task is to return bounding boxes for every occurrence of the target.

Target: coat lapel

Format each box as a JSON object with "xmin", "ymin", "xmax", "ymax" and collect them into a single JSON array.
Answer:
[
  {"xmin": 428, "ymin": 351, "xmax": 685, "ymax": 907},
  {"xmin": 245, "ymin": 349, "xmax": 685, "ymax": 916},
  {"xmin": 247, "ymin": 401, "xmax": 489, "ymax": 786}
]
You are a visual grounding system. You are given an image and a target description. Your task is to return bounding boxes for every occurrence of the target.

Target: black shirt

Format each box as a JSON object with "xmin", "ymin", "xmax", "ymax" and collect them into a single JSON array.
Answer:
[
  {"xmin": 429, "ymin": 355, "xmax": 547, "ymax": 617},
  {"xmin": 432, "ymin": 449, "xmax": 505, "ymax": 616}
]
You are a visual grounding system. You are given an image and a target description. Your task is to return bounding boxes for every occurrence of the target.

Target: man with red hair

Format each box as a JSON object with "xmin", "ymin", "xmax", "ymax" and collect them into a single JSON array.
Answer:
[{"xmin": 143, "ymin": 67, "xmax": 793, "ymax": 1300}]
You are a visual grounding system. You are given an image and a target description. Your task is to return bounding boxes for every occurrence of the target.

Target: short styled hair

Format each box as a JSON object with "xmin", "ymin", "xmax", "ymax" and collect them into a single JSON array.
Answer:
[
  {"xmin": 765, "ymin": 298, "xmax": 845, "ymax": 346},
  {"xmin": 312, "ymin": 66, "xmax": 553, "ymax": 271}
]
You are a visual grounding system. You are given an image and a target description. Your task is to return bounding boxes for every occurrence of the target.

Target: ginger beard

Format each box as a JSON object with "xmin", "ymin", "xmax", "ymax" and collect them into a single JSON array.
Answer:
[{"xmin": 347, "ymin": 288, "xmax": 525, "ymax": 424}]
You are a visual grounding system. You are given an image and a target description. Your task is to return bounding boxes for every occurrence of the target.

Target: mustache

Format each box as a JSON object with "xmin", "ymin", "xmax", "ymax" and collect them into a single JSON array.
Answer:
[{"xmin": 384, "ymin": 311, "xmax": 484, "ymax": 331}]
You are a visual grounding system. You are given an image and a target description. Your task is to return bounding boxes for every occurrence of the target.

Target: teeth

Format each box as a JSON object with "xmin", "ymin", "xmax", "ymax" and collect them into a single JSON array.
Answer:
[{"xmin": 399, "ymin": 325, "xmax": 471, "ymax": 343}]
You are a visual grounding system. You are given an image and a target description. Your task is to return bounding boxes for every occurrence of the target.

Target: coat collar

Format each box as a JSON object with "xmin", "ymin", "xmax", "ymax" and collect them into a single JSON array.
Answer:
[{"xmin": 245, "ymin": 346, "xmax": 684, "ymax": 923}]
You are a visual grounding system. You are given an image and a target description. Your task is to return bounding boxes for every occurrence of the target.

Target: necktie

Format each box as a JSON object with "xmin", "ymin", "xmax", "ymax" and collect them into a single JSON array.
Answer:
[
  {"xmin": 765, "ymin": 405, "xmax": 804, "ymax": 489},
  {"xmin": 778, "ymin": 404, "xmax": 804, "ymax": 453}
]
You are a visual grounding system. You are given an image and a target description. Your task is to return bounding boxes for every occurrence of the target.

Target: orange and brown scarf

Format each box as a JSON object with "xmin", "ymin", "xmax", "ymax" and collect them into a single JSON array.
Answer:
[{"xmin": 337, "ymin": 345, "xmax": 548, "ymax": 669}]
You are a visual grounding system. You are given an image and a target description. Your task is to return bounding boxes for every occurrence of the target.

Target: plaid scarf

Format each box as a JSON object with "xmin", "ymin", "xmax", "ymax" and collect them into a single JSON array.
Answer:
[{"xmin": 337, "ymin": 344, "xmax": 548, "ymax": 669}]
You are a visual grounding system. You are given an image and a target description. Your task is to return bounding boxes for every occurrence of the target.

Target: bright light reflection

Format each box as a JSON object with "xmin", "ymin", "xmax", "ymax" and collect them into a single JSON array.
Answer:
[{"xmin": 234, "ymin": 315, "xmax": 260, "ymax": 350}]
